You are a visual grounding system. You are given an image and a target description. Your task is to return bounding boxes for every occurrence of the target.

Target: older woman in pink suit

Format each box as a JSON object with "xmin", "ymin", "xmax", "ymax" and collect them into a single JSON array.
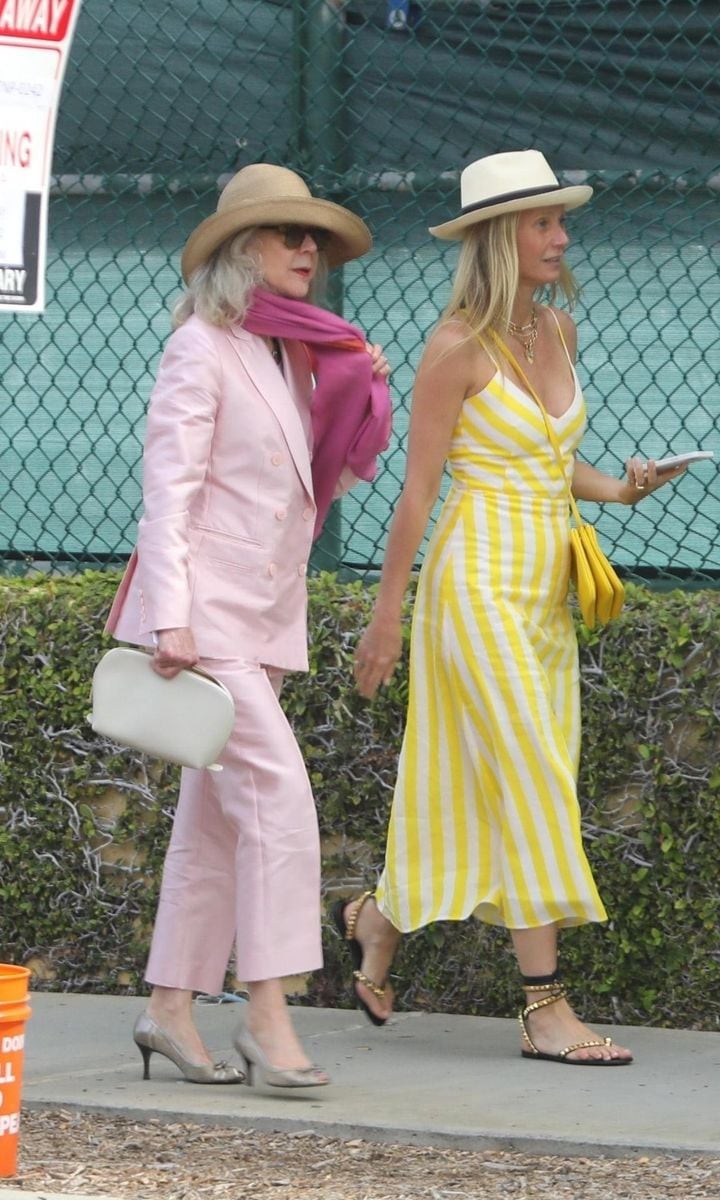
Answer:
[{"xmin": 106, "ymin": 164, "xmax": 391, "ymax": 1089}]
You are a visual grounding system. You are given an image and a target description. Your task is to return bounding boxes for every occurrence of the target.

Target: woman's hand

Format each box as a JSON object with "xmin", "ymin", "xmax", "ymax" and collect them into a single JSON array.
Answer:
[
  {"xmin": 152, "ymin": 627, "xmax": 199, "ymax": 678},
  {"xmin": 620, "ymin": 456, "xmax": 687, "ymax": 505},
  {"xmin": 366, "ymin": 342, "xmax": 391, "ymax": 379},
  {"xmin": 354, "ymin": 615, "xmax": 403, "ymax": 699}
]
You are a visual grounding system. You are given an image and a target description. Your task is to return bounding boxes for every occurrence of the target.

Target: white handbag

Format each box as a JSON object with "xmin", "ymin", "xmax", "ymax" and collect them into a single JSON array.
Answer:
[{"xmin": 90, "ymin": 647, "xmax": 235, "ymax": 771}]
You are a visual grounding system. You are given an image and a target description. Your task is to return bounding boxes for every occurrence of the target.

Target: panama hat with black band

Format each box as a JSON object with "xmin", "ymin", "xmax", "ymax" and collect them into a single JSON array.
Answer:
[
  {"xmin": 181, "ymin": 163, "xmax": 372, "ymax": 283},
  {"xmin": 429, "ymin": 149, "xmax": 593, "ymax": 240}
]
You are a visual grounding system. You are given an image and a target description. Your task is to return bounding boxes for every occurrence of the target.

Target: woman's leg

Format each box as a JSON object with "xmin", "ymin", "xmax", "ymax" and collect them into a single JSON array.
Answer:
[
  {"xmin": 340, "ymin": 894, "xmax": 401, "ymax": 1021},
  {"xmin": 230, "ymin": 664, "xmax": 323, "ymax": 1070},
  {"xmin": 143, "ymin": 760, "xmax": 238, "ymax": 1066},
  {"xmin": 511, "ymin": 925, "xmax": 632, "ymax": 1063},
  {"xmin": 144, "ymin": 659, "xmax": 322, "ymax": 1068},
  {"xmin": 244, "ymin": 978, "xmax": 326, "ymax": 1075},
  {"xmin": 144, "ymin": 987, "xmax": 211, "ymax": 1065},
  {"xmin": 144, "ymin": 982, "xmax": 325, "ymax": 1075}
]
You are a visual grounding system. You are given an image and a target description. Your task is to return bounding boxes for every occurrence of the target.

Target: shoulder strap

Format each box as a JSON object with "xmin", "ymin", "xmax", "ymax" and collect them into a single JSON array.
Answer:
[
  {"xmin": 547, "ymin": 306, "xmax": 574, "ymax": 369},
  {"xmin": 487, "ymin": 327, "xmax": 584, "ymax": 528},
  {"xmin": 456, "ymin": 307, "xmax": 501, "ymax": 373}
]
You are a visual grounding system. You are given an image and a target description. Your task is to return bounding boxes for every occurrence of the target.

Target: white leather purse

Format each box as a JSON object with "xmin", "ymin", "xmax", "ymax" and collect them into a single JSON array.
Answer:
[{"xmin": 90, "ymin": 647, "xmax": 235, "ymax": 771}]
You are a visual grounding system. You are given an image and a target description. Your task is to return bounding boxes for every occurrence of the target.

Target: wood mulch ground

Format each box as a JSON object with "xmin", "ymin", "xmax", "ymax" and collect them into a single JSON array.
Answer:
[{"xmin": 11, "ymin": 1108, "xmax": 720, "ymax": 1199}]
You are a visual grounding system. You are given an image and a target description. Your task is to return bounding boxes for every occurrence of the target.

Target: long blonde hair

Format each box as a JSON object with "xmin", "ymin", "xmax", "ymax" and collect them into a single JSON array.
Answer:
[
  {"xmin": 442, "ymin": 212, "xmax": 579, "ymax": 342},
  {"xmin": 172, "ymin": 228, "xmax": 329, "ymax": 329}
]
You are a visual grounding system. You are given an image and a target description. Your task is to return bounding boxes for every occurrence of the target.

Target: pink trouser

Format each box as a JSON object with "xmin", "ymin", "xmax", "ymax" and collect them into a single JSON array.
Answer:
[{"xmin": 145, "ymin": 659, "xmax": 322, "ymax": 992}]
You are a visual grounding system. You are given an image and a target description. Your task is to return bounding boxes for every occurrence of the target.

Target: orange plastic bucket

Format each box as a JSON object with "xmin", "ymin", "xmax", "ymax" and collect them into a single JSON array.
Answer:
[{"xmin": 0, "ymin": 965, "xmax": 31, "ymax": 1178}]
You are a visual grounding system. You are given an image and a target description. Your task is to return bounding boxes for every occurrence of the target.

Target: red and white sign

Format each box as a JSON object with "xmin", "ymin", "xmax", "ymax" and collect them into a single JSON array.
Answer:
[{"xmin": 0, "ymin": 0, "xmax": 81, "ymax": 311}]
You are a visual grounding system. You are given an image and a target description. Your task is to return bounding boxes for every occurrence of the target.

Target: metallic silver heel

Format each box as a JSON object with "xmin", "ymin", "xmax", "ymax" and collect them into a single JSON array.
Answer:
[
  {"xmin": 137, "ymin": 1040, "xmax": 153, "ymax": 1080},
  {"xmin": 133, "ymin": 1012, "xmax": 246, "ymax": 1084},
  {"xmin": 233, "ymin": 1025, "xmax": 330, "ymax": 1089}
]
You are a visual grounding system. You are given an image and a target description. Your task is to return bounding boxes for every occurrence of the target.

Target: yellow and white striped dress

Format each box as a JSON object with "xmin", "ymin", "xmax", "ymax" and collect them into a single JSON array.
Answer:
[{"xmin": 376, "ymin": 325, "xmax": 607, "ymax": 933}]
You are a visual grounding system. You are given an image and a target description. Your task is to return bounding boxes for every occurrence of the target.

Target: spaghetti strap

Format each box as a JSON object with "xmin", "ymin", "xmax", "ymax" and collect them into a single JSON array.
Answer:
[
  {"xmin": 461, "ymin": 315, "xmax": 500, "ymax": 374},
  {"xmin": 480, "ymin": 333, "xmax": 501, "ymax": 374},
  {"xmin": 547, "ymin": 307, "xmax": 574, "ymax": 368}
]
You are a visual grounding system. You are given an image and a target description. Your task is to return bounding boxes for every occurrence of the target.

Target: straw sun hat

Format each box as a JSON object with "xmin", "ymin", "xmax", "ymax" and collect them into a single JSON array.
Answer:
[
  {"xmin": 429, "ymin": 149, "xmax": 593, "ymax": 240},
  {"xmin": 181, "ymin": 163, "xmax": 372, "ymax": 282}
]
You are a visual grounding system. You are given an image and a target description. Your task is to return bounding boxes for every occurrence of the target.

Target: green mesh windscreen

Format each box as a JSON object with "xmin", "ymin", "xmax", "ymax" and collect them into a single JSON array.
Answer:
[{"xmin": 1, "ymin": 0, "xmax": 717, "ymax": 583}]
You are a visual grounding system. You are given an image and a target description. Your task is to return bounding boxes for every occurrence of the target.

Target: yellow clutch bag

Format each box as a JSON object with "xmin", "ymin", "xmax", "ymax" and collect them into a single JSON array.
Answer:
[
  {"xmin": 489, "ymin": 330, "xmax": 624, "ymax": 630},
  {"xmin": 568, "ymin": 522, "xmax": 625, "ymax": 629}
]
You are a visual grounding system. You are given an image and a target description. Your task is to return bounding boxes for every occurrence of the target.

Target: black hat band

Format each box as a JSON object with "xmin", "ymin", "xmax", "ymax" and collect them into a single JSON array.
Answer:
[{"xmin": 461, "ymin": 183, "xmax": 562, "ymax": 216}]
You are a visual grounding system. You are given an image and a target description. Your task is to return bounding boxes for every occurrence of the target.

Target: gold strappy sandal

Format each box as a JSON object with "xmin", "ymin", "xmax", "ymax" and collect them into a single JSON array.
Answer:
[
  {"xmin": 331, "ymin": 891, "xmax": 389, "ymax": 1027},
  {"xmin": 519, "ymin": 974, "xmax": 632, "ymax": 1066}
]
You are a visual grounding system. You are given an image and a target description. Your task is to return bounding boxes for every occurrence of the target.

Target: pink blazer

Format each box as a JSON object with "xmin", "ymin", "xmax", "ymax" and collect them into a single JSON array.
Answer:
[{"xmin": 106, "ymin": 315, "xmax": 317, "ymax": 671}]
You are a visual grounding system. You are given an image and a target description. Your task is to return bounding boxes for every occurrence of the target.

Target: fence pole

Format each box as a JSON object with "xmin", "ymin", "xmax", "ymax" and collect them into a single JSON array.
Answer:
[{"xmin": 293, "ymin": 0, "xmax": 348, "ymax": 571}]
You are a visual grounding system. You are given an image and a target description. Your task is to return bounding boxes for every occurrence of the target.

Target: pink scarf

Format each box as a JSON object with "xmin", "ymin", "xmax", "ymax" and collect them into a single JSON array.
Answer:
[{"xmin": 243, "ymin": 288, "xmax": 392, "ymax": 540}]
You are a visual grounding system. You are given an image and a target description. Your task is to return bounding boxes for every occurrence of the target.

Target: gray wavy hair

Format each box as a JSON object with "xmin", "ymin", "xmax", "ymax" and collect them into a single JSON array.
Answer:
[
  {"xmin": 172, "ymin": 229, "xmax": 328, "ymax": 328},
  {"xmin": 172, "ymin": 230, "xmax": 261, "ymax": 328}
]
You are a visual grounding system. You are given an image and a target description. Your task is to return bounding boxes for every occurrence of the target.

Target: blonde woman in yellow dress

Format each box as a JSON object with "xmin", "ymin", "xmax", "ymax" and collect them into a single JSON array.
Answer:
[{"xmin": 334, "ymin": 150, "xmax": 686, "ymax": 1064}]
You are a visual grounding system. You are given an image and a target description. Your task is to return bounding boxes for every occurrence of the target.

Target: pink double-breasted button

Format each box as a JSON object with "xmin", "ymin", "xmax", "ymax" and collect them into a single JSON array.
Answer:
[
  {"xmin": 267, "ymin": 563, "xmax": 277, "ymax": 577},
  {"xmin": 275, "ymin": 508, "xmax": 287, "ymax": 521},
  {"xmin": 302, "ymin": 507, "xmax": 314, "ymax": 522},
  {"xmin": 297, "ymin": 564, "xmax": 307, "ymax": 577},
  {"xmin": 271, "ymin": 452, "xmax": 283, "ymax": 466}
]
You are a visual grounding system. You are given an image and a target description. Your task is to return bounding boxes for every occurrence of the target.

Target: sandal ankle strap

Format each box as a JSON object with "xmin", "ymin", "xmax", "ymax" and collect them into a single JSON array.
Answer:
[
  {"xmin": 521, "ymin": 984, "xmax": 567, "ymax": 1015},
  {"xmin": 353, "ymin": 969, "xmax": 386, "ymax": 1000},
  {"xmin": 520, "ymin": 969, "xmax": 565, "ymax": 1008},
  {"xmin": 521, "ymin": 969, "xmax": 560, "ymax": 989},
  {"xmin": 344, "ymin": 890, "xmax": 374, "ymax": 942},
  {"xmin": 522, "ymin": 981, "xmax": 565, "ymax": 994}
]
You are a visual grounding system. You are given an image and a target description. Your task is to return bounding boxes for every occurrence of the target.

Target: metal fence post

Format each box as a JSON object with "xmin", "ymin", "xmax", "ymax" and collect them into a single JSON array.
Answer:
[{"xmin": 293, "ymin": 0, "xmax": 348, "ymax": 571}]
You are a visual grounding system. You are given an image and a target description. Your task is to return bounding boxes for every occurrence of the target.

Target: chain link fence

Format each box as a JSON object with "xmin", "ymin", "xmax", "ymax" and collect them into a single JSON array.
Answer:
[{"xmin": 1, "ymin": 0, "xmax": 718, "ymax": 583}]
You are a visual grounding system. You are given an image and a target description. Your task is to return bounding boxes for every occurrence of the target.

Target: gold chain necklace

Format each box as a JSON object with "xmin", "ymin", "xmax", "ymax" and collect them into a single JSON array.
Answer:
[{"xmin": 507, "ymin": 306, "xmax": 539, "ymax": 363}]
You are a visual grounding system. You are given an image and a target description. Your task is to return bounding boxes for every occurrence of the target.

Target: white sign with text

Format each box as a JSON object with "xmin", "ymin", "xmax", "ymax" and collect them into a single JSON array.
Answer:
[{"xmin": 0, "ymin": 0, "xmax": 82, "ymax": 311}]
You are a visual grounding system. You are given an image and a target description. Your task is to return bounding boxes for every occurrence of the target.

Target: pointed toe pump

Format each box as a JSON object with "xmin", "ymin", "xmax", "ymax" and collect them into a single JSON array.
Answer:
[
  {"xmin": 233, "ymin": 1026, "xmax": 330, "ymax": 1089},
  {"xmin": 133, "ymin": 1012, "xmax": 246, "ymax": 1084}
]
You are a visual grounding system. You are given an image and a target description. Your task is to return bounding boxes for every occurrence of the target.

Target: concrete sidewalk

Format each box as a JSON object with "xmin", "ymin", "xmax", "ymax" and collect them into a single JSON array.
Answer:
[{"xmin": 15, "ymin": 992, "xmax": 720, "ymax": 1159}]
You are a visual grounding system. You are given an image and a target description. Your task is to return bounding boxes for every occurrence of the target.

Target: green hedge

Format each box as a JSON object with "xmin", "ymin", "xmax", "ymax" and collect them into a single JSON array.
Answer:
[{"xmin": 0, "ymin": 571, "xmax": 718, "ymax": 1030}]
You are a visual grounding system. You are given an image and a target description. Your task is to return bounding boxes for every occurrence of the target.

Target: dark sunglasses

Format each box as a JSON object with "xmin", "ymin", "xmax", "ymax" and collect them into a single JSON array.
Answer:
[{"xmin": 265, "ymin": 224, "xmax": 332, "ymax": 251}]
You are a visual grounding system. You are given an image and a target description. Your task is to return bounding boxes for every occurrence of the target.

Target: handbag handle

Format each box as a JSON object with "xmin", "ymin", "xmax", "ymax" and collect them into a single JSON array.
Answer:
[
  {"xmin": 127, "ymin": 644, "xmax": 230, "ymax": 690},
  {"xmin": 486, "ymin": 327, "xmax": 585, "ymax": 529}
]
